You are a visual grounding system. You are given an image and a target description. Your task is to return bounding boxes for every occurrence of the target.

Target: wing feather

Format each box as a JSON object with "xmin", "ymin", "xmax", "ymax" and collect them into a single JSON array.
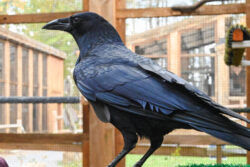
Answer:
[
  {"xmin": 73, "ymin": 47, "xmax": 249, "ymax": 124},
  {"xmin": 138, "ymin": 61, "xmax": 250, "ymax": 123}
]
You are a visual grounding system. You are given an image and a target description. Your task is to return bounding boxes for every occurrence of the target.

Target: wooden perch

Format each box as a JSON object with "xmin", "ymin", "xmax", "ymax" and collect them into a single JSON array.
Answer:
[{"xmin": 171, "ymin": 0, "xmax": 230, "ymax": 13}]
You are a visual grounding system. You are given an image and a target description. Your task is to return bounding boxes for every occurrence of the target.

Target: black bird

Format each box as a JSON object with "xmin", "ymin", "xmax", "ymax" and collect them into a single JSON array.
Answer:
[{"xmin": 43, "ymin": 12, "xmax": 250, "ymax": 167}]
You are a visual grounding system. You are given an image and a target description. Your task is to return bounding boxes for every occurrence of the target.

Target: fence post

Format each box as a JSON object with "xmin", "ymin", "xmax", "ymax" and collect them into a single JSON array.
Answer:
[
  {"xmin": 88, "ymin": 103, "xmax": 116, "ymax": 167},
  {"xmin": 82, "ymin": 97, "xmax": 90, "ymax": 167},
  {"xmin": 114, "ymin": 1, "xmax": 126, "ymax": 167},
  {"xmin": 216, "ymin": 145, "xmax": 222, "ymax": 164},
  {"xmin": 57, "ymin": 103, "xmax": 63, "ymax": 131}
]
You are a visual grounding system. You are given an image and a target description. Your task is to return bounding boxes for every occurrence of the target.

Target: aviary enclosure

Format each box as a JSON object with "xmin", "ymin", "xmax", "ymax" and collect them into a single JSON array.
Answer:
[{"xmin": 0, "ymin": 0, "xmax": 249, "ymax": 167}]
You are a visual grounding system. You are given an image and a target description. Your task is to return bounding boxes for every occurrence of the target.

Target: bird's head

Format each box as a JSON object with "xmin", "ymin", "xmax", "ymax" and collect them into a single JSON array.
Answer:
[
  {"xmin": 43, "ymin": 12, "xmax": 103, "ymax": 35},
  {"xmin": 43, "ymin": 12, "xmax": 122, "ymax": 51}
]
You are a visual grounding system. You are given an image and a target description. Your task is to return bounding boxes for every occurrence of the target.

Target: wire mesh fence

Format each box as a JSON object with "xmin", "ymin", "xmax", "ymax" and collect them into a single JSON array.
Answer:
[
  {"xmin": 125, "ymin": 12, "xmax": 249, "ymax": 167},
  {"xmin": 126, "ymin": 0, "xmax": 246, "ymax": 9},
  {"xmin": 0, "ymin": 96, "xmax": 84, "ymax": 167}
]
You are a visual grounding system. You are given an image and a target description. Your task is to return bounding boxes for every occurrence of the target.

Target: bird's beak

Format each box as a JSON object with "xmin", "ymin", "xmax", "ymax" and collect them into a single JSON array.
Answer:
[{"xmin": 42, "ymin": 17, "xmax": 72, "ymax": 32}]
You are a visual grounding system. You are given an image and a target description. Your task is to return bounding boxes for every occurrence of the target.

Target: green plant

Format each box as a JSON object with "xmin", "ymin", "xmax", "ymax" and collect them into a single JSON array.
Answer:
[{"xmin": 178, "ymin": 164, "xmax": 250, "ymax": 167}]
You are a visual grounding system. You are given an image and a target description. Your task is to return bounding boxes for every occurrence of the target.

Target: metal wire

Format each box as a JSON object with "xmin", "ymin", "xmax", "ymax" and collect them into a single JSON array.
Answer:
[
  {"xmin": 0, "ymin": 96, "xmax": 249, "ymax": 113},
  {"xmin": 0, "ymin": 96, "xmax": 80, "ymax": 103}
]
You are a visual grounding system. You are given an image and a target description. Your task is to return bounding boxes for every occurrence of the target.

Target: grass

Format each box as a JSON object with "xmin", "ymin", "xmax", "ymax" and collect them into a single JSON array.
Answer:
[
  {"xmin": 58, "ymin": 161, "xmax": 82, "ymax": 167},
  {"xmin": 179, "ymin": 165, "xmax": 250, "ymax": 167},
  {"xmin": 126, "ymin": 155, "xmax": 248, "ymax": 167},
  {"xmin": 57, "ymin": 154, "xmax": 248, "ymax": 167}
]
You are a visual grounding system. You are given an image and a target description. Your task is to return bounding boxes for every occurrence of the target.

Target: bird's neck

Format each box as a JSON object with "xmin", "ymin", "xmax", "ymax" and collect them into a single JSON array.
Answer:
[{"xmin": 74, "ymin": 25, "xmax": 123, "ymax": 57}]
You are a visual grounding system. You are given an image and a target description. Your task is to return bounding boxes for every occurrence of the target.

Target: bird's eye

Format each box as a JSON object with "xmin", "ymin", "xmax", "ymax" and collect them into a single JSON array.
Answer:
[{"xmin": 72, "ymin": 17, "xmax": 80, "ymax": 24}]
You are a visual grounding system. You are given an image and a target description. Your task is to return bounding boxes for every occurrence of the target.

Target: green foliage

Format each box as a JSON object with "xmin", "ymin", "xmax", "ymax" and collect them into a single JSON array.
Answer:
[
  {"xmin": 58, "ymin": 160, "xmax": 82, "ymax": 167},
  {"xmin": 1, "ymin": 0, "xmax": 82, "ymax": 14},
  {"xmin": 21, "ymin": 0, "xmax": 82, "ymax": 79},
  {"xmin": 1, "ymin": 0, "xmax": 85, "ymax": 95},
  {"xmin": 0, "ymin": 0, "xmax": 25, "ymax": 14},
  {"xmin": 171, "ymin": 147, "xmax": 181, "ymax": 156},
  {"xmin": 22, "ymin": 23, "xmax": 79, "ymax": 78},
  {"xmin": 178, "ymin": 165, "xmax": 250, "ymax": 167},
  {"xmin": 126, "ymin": 155, "xmax": 247, "ymax": 167}
]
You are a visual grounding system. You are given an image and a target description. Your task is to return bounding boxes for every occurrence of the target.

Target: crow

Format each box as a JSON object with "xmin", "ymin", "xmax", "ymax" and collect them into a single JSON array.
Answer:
[{"xmin": 43, "ymin": 12, "xmax": 250, "ymax": 167}]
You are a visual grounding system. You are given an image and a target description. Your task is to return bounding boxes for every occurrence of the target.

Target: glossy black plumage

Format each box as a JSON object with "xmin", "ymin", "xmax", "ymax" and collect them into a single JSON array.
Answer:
[{"xmin": 43, "ymin": 12, "xmax": 250, "ymax": 167}]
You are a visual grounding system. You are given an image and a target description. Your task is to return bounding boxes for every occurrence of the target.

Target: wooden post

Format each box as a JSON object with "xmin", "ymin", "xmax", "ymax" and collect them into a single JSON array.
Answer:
[
  {"xmin": 88, "ymin": 105, "xmax": 115, "ymax": 167},
  {"xmin": 215, "ymin": 16, "xmax": 229, "ymax": 106},
  {"xmin": 17, "ymin": 45, "xmax": 22, "ymax": 133},
  {"xmin": 246, "ymin": 0, "xmax": 250, "ymax": 164},
  {"xmin": 114, "ymin": 1, "xmax": 126, "ymax": 167},
  {"xmin": 82, "ymin": 97, "xmax": 90, "ymax": 167},
  {"xmin": 46, "ymin": 55, "xmax": 64, "ymax": 132},
  {"xmin": 81, "ymin": 2, "xmax": 90, "ymax": 165},
  {"xmin": 87, "ymin": 1, "xmax": 124, "ymax": 167},
  {"xmin": 83, "ymin": 0, "xmax": 89, "ymax": 11},
  {"xmin": 216, "ymin": 145, "xmax": 222, "ymax": 164},
  {"xmin": 28, "ymin": 49, "xmax": 33, "ymax": 132},
  {"xmin": 38, "ymin": 53, "xmax": 43, "ymax": 131},
  {"xmin": 115, "ymin": 0, "xmax": 126, "ymax": 42},
  {"xmin": 168, "ymin": 31, "xmax": 181, "ymax": 76},
  {"xmin": 4, "ymin": 41, "xmax": 10, "ymax": 132},
  {"xmin": 215, "ymin": 44, "xmax": 229, "ymax": 105},
  {"xmin": 57, "ymin": 103, "xmax": 63, "ymax": 130}
]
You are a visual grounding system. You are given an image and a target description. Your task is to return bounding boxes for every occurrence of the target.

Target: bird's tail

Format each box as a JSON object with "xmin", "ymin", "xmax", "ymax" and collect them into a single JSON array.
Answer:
[
  {"xmin": 193, "ymin": 124, "xmax": 250, "ymax": 150},
  {"xmin": 172, "ymin": 109, "xmax": 250, "ymax": 150}
]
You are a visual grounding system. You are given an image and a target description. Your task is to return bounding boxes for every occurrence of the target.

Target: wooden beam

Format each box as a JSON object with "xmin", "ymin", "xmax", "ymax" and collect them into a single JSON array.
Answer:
[
  {"xmin": 162, "ymin": 135, "xmax": 228, "ymax": 145},
  {"xmin": 0, "ymin": 25, "xmax": 66, "ymax": 59},
  {"xmin": 0, "ymin": 143, "xmax": 82, "ymax": 152},
  {"xmin": 131, "ymin": 145, "xmax": 245, "ymax": 157},
  {"xmin": 0, "ymin": 11, "xmax": 82, "ymax": 24},
  {"xmin": 116, "ymin": 4, "xmax": 246, "ymax": 19},
  {"xmin": 0, "ymin": 4, "xmax": 245, "ymax": 24},
  {"xmin": 0, "ymin": 133, "xmax": 87, "ymax": 145},
  {"xmin": 117, "ymin": 7, "xmax": 180, "ymax": 18},
  {"xmin": 0, "ymin": 134, "xmax": 228, "ymax": 146},
  {"xmin": 138, "ymin": 135, "xmax": 228, "ymax": 145},
  {"xmin": 0, "ymin": 134, "xmax": 242, "ymax": 155}
]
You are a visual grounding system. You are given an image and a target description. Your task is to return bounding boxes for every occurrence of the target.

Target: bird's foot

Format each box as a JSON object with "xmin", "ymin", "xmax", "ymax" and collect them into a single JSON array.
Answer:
[
  {"xmin": 107, "ymin": 164, "xmax": 114, "ymax": 167},
  {"xmin": 107, "ymin": 163, "xmax": 115, "ymax": 167},
  {"xmin": 133, "ymin": 163, "xmax": 142, "ymax": 167}
]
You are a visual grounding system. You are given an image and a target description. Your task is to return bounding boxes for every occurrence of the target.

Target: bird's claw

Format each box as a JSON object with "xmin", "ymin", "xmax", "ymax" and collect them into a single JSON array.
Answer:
[
  {"xmin": 133, "ymin": 163, "xmax": 142, "ymax": 167},
  {"xmin": 107, "ymin": 163, "xmax": 115, "ymax": 167},
  {"xmin": 107, "ymin": 165, "xmax": 114, "ymax": 167}
]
